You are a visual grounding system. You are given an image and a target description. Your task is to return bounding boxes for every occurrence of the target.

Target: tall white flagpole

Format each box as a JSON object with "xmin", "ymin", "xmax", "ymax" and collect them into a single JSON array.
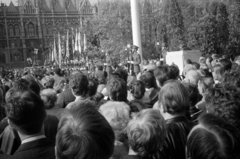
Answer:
[
  {"xmin": 78, "ymin": 31, "xmax": 81, "ymax": 55},
  {"xmin": 84, "ymin": 33, "xmax": 87, "ymax": 52},
  {"xmin": 131, "ymin": 0, "xmax": 143, "ymax": 64},
  {"xmin": 75, "ymin": 28, "xmax": 78, "ymax": 54},
  {"xmin": 58, "ymin": 32, "xmax": 62, "ymax": 68},
  {"xmin": 53, "ymin": 36, "xmax": 58, "ymax": 64},
  {"xmin": 66, "ymin": 29, "xmax": 69, "ymax": 59}
]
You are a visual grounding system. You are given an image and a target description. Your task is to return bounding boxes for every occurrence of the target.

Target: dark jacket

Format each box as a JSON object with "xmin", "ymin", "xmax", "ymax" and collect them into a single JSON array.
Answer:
[
  {"xmin": 12, "ymin": 138, "xmax": 55, "ymax": 159},
  {"xmin": 55, "ymin": 88, "xmax": 75, "ymax": 108},
  {"xmin": 142, "ymin": 88, "xmax": 159, "ymax": 108},
  {"xmin": 0, "ymin": 150, "xmax": 11, "ymax": 159},
  {"xmin": 123, "ymin": 155, "xmax": 142, "ymax": 159},
  {"xmin": 0, "ymin": 115, "xmax": 58, "ymax": 155},
  {"xmin": 154, "ymin": 116, "xmax": 194, "ymax": 159}
]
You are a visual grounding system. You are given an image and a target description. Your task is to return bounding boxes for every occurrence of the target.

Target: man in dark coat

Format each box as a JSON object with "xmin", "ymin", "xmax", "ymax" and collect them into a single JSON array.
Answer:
[
  {"xmin": 4, "ymin": 90, "xmax": 55, "ymax": 159},
  {"xmin": 132, "ymin": 45, "xmax": 141, "ymax": 76},
  {"xmin": 128, "ymin": 51, "xmax": 134, "ymax": 74},
  {"xmin": 55, "ymin": 88, "xmax": 75, "ymax": 108}
]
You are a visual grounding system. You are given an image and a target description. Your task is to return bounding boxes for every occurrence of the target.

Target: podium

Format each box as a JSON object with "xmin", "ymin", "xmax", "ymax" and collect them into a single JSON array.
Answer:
[{"xmin": 166, "ymin": 50, "xmax": 202, "ymax": 74}]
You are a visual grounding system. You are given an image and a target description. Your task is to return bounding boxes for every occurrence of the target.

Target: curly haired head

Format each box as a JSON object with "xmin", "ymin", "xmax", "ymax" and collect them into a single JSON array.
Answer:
[
  {"xmin": 99, "ymin": 101, "xmax": 130, "ymax": 131},
  {"xmin": 107, "ymin": 77, "xmax": 127, "ymax": 102},
  {"xmin": 205, "ymin": 86, "xmax": 240, "ymax": 131},
  {"xmin": 127, "ymin": 109, "xmax": 165, "ymax": 157},
  {"xmin": 40, "ymin": 89, "xmax": 57, "ymax": 109}
]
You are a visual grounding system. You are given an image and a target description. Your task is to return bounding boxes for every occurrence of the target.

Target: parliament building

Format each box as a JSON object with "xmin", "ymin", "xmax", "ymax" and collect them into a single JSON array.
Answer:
[{"xmin": 0, "ymin": 0, "xmax": 97, "ymax": 68}]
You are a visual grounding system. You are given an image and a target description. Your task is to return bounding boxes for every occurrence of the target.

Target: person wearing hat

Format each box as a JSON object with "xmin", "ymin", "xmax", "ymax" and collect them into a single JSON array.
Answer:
[
  {"xmin": 132, "ymin": 45, "xmax": 141, "ymax": 76},
  {"xmin": 105, "ymin": 52, "xmax": 113, "ymax": 76}
]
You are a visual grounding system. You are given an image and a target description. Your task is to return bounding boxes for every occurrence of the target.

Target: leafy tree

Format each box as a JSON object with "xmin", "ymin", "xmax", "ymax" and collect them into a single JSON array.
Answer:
[
  {"xmin": 198, "ymin": 15, "xmax": 217, "ymax": 55},
  {"xmin": 215, "ymin": 2, "xmax": 229, "ymax": 55},
  {"xmin": 163, "ymin": 0, "xmax": 186, "ymax": 51},
  {"xmin": 82, "ymin": 0, "xmax": 132, "ymax": 61},
  {"xmin": 228, "ymin": 0, "xmax": 240, "ymax": 56}
]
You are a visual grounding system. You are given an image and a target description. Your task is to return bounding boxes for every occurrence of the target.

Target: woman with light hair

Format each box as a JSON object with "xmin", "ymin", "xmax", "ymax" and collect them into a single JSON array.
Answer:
[
  {"xmin": 40, "ymin": 88, "xmax": 65, "ymax": 120},
  {"xmin": 182, "ymin": 64, "xmax": 197, "ymax": 77},
  {"xmin": 125, "ymin": 109, "xmax": 166, "ymax": 159},
  {"xmin": 99, "ymin": 101, "xmax": 130, "ymax": 131},
  {"xmin": 99, "ymin": 101, "xmax": 130, "ymax": 159}
]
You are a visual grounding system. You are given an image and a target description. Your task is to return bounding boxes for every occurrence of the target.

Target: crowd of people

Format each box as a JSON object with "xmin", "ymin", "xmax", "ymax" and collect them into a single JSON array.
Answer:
[{"xmin": 0, "ymin": 53, "xmax": 240, "ymax": 159}]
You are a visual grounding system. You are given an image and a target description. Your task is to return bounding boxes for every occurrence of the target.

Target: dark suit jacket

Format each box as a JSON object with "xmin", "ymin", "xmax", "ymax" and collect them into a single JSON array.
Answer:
[
  {"xmin": 142, "ymin": 88, "xmax": 159, "ymax": 108},
  {"xmin": 154, "ymin": 116, "xmax": 194, "ymax": 159},
  {"xmin": 0, "ymin": 115, "xmax": 59, "ymax": 155},
  {"xmin": 12, "ymin": 138, "xmax": 55, "ymax": 159},
  {"xmin": 123, "ymin": 155, "xmax": 142, "ymax": 159},
  {"xmin": 56, "ymin": 88, "xmax": 75, "ymax": 108},
  {"xmin": 0, "ymin": 150, "xmax": 11, "ymax": 159}
]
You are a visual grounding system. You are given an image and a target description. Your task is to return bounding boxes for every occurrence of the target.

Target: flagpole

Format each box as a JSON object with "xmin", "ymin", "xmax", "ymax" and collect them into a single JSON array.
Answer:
[
  {"xmin": 78, "ymin": 31, "xmax": 81, "ymax": 59},
  {"xmin": 71, "ymin": 27, "xmax": 75, "ymax": 62},
  {"xmin": 66, "ymin": 29, "xmax": 69, "ymax": 62},
  {"xmin": 58, "ymin": 32, "xmax": 62, "ymax": 68},
  {"xmin": 84, "ymin": 33, "xmax": 88, "ymax": 68},
  {"xmin": 53, "ymin": 35, "xmax": 58, "ymax": 65},
  {"xmin": 131, "ymin": 0, "xmax": 143, "ymax": 65},
  {"xmin": 74, "ymin": 28, "xmax": 78, "ymax": 60}
]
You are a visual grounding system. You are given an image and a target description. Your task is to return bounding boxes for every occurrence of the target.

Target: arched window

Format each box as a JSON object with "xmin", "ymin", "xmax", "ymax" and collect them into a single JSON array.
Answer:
[
  {"xmin": 9, "ymin": 25, "xmax": 14, "ymax": 36},
  {"xmin": 0, "ymin": 25, "xmax": 5, "ymax": 36},
  {"xmin": 28, "ymin": 23, "xmax": 35, "ymax": 36},
  {"xmin": 15, "ymin": 25, "xmax": 20, "ymax": 36}
]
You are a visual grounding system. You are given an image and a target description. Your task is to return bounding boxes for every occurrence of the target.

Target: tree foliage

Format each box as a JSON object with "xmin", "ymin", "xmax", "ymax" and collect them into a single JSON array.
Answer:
[
  {"xmin": 163, "ymin": 0, "xmax": 186, "ymax": 51},
  {"xmin": 228, "ymin": 0, "xmax": 240, "ymax": 55},
  {"xmin": 83, "ymin": 0, "xmax": 240, "ymax": 60}
]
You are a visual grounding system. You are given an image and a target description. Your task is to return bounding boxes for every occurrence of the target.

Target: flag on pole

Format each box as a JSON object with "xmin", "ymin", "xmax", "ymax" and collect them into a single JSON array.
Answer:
[
  {"xmin": 53, "ymin": 37, "xmax": 58, "ymax": 64},
  {"xmin": 66, "ymin": 29, "xmax": 70, "ymax": 59},
  {"xmin": 75, "ymin": 28, "xmax": 78, "ymax": 53},
  {"xmin": 78, "ymin": 31, "xmax": 81, "ymax": 55},
  {"xmin": 58, "ymin": 32, "xmax": 62, "ymax": 68},
  {"xmin": 71, "ymin": 27, "xmax": 75, "ymax": 58},
  {"xmin": 51, "ymin": 46, "xmax": 54, "ymax": 62},
  {"xmin": 84, "ymin": 33, "xmax": 87, "ymax": 51}
]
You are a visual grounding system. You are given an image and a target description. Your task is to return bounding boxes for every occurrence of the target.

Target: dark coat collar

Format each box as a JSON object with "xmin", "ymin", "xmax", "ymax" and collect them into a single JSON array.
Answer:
[
  {"xmin": 165, "ymin": 116, "xmax": 190, "ymax": 124},
  {"xmin": 15, "ymin": 138, "xmax": 54, "ymax": 153}
]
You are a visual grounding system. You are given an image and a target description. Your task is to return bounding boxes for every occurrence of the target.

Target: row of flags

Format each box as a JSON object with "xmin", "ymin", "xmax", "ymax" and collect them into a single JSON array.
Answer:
[{"xmin": 48, "ymin": 28, "xmax": 87, "ymax": 67}]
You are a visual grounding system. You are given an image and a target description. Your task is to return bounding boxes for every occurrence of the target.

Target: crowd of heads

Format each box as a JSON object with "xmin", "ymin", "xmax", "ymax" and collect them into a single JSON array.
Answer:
[{"xmin": 0, "ymin": 53, "xmax": 240, "ymax": 159}]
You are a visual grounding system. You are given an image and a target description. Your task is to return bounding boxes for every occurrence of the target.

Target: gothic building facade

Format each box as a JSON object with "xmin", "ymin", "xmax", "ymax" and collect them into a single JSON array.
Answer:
[{"xmin": 0, "ymin": 0, "xmax": 97, "ymax": 68}]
